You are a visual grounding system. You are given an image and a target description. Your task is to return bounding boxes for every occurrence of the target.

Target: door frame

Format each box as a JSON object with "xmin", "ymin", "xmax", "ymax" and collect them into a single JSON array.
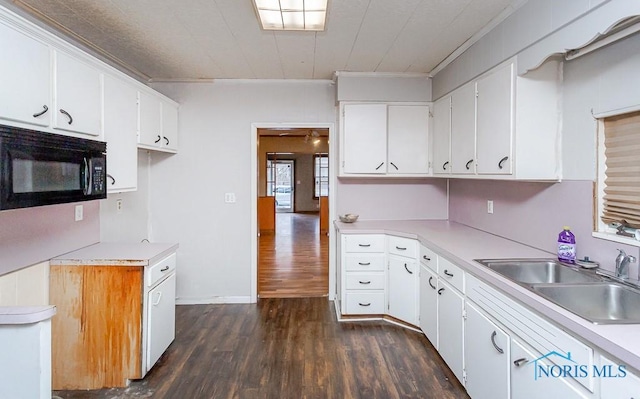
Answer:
[{"xmin": 250, "ymin": 122, "xmax": 336, "ymax": 303}]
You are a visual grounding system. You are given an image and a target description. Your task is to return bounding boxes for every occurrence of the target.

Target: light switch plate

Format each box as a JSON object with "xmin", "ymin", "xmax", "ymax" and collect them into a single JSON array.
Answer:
[{"xmin": 75, "ymin": 204, "xmax": 83, "ymax": 221}]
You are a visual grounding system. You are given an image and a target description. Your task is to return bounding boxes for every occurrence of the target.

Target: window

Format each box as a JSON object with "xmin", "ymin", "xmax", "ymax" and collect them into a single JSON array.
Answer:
[
  {"xmin": 314, "ymin": 153, "xmax": 328, "ymax": 198},
  {"xmin": 595, "ymin": 110, "xmax": 640, "ymax": 244}
]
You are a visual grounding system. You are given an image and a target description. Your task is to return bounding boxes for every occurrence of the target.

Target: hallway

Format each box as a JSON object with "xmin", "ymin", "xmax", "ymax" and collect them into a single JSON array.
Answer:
[{"xmin": 258, "ymin": 213, "xmax": 328, "ymax": 298}]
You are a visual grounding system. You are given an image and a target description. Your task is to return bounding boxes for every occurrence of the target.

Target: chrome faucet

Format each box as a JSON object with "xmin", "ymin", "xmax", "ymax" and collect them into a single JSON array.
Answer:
[{"xmin": 615, "ymin": 249, "xmax": 636, "ymax": 279}]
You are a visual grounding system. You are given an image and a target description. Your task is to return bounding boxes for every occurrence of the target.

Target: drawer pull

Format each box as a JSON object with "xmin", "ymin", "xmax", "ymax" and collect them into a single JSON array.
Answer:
[
  {"xmin": 404, "ymin": 264, "xmax": 413, "ymax": 274},
  {"xmin": 498, "ymin": 156, "xmax": 509, "ymax": 169},
  {"xmin": 422, "ymin": 255, "xmax": 431, "ymax": 261},
  {"xmin": 155, "ymin": 135, "xmax": 162, "ymax": 143},
  {"xmin": 60, "ymin": 108, "xmax": 73, "ymax": 125},
  {"xmin": 375, "ymin": 162, "xmax": 384, "ymax": 170},
  {"xmin": 33, "ymin": 104, "xmax": 48, "ymax": 118},
  {"xmin": 152, "ymin": 291, "xmax": 163, "ymax": 306},
  {"xmin": 395, "ymin": 246, "xmax": 407, "ymax": 251},
  {"xmin": 358, "ymin": 302, "xmax": 371, "ymax": 307},
  {"xmin": 513, "ymin": 358, "xmax": 528, "ymax": 367},
  {"xmin": 359, "ymin": 280, "xmax": 371, "ymax": 285},
  {"xmin": 444, "ymin": 269, "xmax": 454, "ymax": 277},
  {"xmin": 466, "ymin": 159, "xmax": 474, "ymax": 170},
  {"xmin": 358, "ymin": 262, "xmax": 371, "ymax": 266},
  {"xmin": 428, "ymin": 276, "xmax": 436, "ymax": 290},
  {"xmin": 437, "ymin": 288, "xmax": 445, "ymax": 295},
  {"xmin": 390, "ymin": 162, "xmax": 399, "ymax": 170},
  {"xmin": 160, "ymin": 266, "xmax": 170, "ymax": 272},
  {"xmin": 442, "ymin": 161, "xmax": 449, "ymax": 170},
  {"xmin": 358, "ymin": 244, "xmax": 371, "ymax": 247},
  {"xmin": 491, "ymin": 331, "xmax": 504, "ymax": 354}
]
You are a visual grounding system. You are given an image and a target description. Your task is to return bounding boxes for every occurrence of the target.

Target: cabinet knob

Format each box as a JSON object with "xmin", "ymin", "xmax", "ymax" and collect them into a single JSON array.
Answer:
[
  {"xmin": 498, "ymin": 156, "xmax": 509, "ymax": 169},
  {"xmin": 33, "ymin": 104, "xmax": 48, "ymax": 118},
  {"xmin": 358, "ymin": 302, "xmax": 371, "ymax": 307},
  {"xmin": 466, "ymin": 159, "xmax": 474, "ymax": 170},
  {"xmin": 359, "ymin": 280, "xmax": 371, "ymax": 285},
  {"xmin": 358, "ymin": 262, "xmax": 371, "ymax": 266},
  {"xmin": 444, "ymin": 269, "xmax": 454, "ymax": 277},
  {"xmin": 60, "ymin": 108, "xmax": 73, "ymax": 125},
  {"xmin": 423, "ymin": 256, "xmax": 431, "ymax": 261}
]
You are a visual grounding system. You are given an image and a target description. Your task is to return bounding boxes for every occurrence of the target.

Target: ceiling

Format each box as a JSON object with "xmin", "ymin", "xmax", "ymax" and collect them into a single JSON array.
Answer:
[{"xmin": 5, "ymin": 0, "xmax": 526, "ymax": 82}]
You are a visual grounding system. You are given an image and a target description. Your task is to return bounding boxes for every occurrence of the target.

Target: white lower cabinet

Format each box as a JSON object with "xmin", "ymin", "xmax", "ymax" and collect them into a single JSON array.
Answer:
[
  {"xmin": 147, "ymin": 272, "xmax": 176, "ymax": 368},
  {"xmin": 388, "ymin": 256, "xmax": 418, "ymax": 324},
  {"xmin": 600, "ymin": 356, "xmax": 640, "ymax": 398},
  {"xmin": 438, "ymin": 278, "xmax": 465, "ymax": 384},
  {"xmin": 511, "ymin": 337, "xmax": 588, "ymax": 399},
  {"xmin": 419, "ymin": 264, "xmax": 438, "ymax": 347},
  {"xmin": 464, "ymin": 302, "xmax": 510, "ymax": 399}
]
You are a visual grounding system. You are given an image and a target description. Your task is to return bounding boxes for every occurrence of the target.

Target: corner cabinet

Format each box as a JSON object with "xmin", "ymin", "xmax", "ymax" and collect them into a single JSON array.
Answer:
[
  {"xmin": 138, "ymin": 90, "xmax": 179, "ymax": 153},
  {"xmin": 49, "ymin": 245, "xmax": 177, "ymax": 390},
  {"xmin": 339, "ymin": 103, "xmax": 430, "ymax": 177},
  {"xmin": 431, "ymin": 58, "xmax": 561, "ymax": 181}
]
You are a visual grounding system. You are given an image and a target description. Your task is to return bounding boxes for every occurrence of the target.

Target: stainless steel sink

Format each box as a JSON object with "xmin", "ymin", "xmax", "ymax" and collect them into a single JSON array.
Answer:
[
  {"xmin": 533, "ymin": 283, "xmax": 640, "ymax": 324},
  {"xmin": 475, "ymin": 259, "xmax": 601, "ymax": 285}
]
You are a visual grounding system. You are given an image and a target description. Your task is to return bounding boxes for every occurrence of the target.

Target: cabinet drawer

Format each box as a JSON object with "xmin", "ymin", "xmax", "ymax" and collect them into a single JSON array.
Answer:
[
  {"xmin": 345, "ymin": 254, "xmax": 385, "ymax": 271},
  {"xmin": 345, "ymin": 273, "xmax": 385, "ymax": 290},
  {"xmin": 420, "ymin": 245, "xmax": 438, "ymax": 272},
  {"xmin": 388, "ymin": 236, "xmax": 417, "ymax": 258},
  {"xmin": 147, "ymin": 253, "xmax": 177, "ymax": 287},
  {"xmin": 439, "ymin": 257, "xmax": 464, "ymax": 292},
  {"xmin": 345, "ymin": 292, "xmax": 385, "ymax": 314},
  {"xmin": 344, "ymin": 234, "xmax": 385, "ymax": 253}
]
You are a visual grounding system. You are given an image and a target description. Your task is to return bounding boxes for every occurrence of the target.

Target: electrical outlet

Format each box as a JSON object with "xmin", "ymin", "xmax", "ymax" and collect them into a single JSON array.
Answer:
[
  {"xmin": 75, "ymin": 204, "xmax": 83, "ymax": 221},
  {"xmin": 225, "ymin": 193, "xmax": 236, "ymax": 203},
  {"xmin": 116, "ymin": 199, "xmax": 123, "ymax": 214},
  {"xmin": 487, "ymin": 200, "xmax": 494, "ymax": 214}
]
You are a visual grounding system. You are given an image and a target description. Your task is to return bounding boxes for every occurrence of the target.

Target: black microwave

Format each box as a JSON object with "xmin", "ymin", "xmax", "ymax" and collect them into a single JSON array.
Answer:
[{"xmin": 0, "ymin": 124, "xmax": 107, "ymax": 210}]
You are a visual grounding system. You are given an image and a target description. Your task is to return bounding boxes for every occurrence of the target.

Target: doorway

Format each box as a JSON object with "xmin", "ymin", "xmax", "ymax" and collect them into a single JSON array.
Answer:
[{"xmin": 255, "ymin": 127, "xmax": 330, "ymax": 298}]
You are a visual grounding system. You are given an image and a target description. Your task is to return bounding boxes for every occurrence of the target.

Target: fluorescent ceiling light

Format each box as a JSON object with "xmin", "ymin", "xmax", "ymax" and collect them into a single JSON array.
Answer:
[{"xmin": 253, "ymin": 0, "xmax": 328, "ymax": 31}]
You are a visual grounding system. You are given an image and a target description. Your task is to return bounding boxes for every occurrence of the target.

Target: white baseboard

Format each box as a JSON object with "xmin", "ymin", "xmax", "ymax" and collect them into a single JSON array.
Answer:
[{"xmin": 176, "ymin": 296, "xmax": 253, "ymax": 305}]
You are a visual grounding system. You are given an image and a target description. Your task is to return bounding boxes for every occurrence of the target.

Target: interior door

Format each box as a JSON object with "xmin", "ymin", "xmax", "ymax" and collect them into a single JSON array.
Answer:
[{"xmin": 274, "ymin": 160, "xmax": 294, "ymax": 213}]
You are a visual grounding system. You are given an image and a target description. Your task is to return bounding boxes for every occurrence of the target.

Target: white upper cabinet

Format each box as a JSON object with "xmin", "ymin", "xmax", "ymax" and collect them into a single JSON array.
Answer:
[
  {"xmin": 340, "ymin": 103, "xmax": 429, "ymax": 176},
  {"xmin": 476, "ymin": 62, "xmax": 513, "ymax": 175},
  {"xmin": 387, "ymin": 105, "xmax": 429, "ymax": 174},
  {"xmin": 341, "ymin": 103, "xmax": 388, "ymax": 174},
  {"xmin": 103, "ymin": 74, "xmax": 138, "ymax": 193},
  {"xmin": 138, "ymin": 90, "xmax": 179, "ymax": 153},
  {"xmin": 53, "ymin": 50, "xmax": 102, "ymax": 136},
  {"xmin": 450, "ymin": 83, "xmax": 476, "ymax": 175},
  {"xmin": 0, "ymin": 22, "xmax": 51, "ymax": 127},
  {"xmin": 432, "ymin": 96, "xmax": 451, "ymax": 175}
]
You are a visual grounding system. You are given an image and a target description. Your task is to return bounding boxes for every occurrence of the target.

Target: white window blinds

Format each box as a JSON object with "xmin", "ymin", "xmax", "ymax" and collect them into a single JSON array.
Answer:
[{"xmin": 602, "ymin": 111, "xmax": 640, "ymax": 228}]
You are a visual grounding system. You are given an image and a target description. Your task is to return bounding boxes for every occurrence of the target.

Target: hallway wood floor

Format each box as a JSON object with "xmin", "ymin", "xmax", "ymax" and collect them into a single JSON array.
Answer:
[
  {"xmin": 258, "ymin": 213, "xmax": 328, "ymax": 298},
  {"xmin": 54, "ymin": 298, "xmax": 469, "ymax": 399}
]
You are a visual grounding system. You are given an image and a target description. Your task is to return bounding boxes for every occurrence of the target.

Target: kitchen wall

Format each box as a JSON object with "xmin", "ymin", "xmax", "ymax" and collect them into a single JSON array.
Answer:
[{"xmin": 446, "ymin": 26, "xmax": 640, "ymax": 275}]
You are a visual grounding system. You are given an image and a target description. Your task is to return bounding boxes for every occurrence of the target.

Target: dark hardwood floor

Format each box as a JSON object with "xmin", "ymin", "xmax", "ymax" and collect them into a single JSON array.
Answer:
[
  {"xmin": 54, "ymin": 298, "xmax": 469, "ymax": 399},
  {"xmin": 258, "ymin": 213, "xmax": 328, "ymax": 298}
]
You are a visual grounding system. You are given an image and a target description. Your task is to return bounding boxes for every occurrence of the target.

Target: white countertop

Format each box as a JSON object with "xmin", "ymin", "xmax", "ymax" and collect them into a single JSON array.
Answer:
[
  {"xmin": 336, "ymin": 219, "xmax": 640, "ymax": 372},
  {"xmin": 50, "ymin": 242, "xmax": 179, "ymax": 266},
  {"xmin": 0, "ymin": 305, "xmax": 56, "ymax": 324}
]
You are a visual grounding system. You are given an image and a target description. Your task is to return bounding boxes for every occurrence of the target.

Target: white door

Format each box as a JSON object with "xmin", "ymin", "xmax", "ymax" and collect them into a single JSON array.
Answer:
[
  {"xmin": 138, "ymin": 90, "xmax": 163, "ymax": 147},
  {"xmin": 438, "ymin": 279, "xmax": 465, "ymax": 383},
  {"xmin": 0, "ymin": 22, "xmax": 51, "ymax": 127},
  {"xmin": 387, "ymin": 105, "xmax": 429, "ymax": 174},
  {"xmin": 432, "ymin": 96, "xmax": 451, "ymax": 175},
  {"xmin": 450, "ymin": 83, "xmax": 476, "ymax": 174},
  {"xmin": 161, "ymin": 100, "xmax": 179, "ymax": 151},
  {"xmin": 511, "ymin": 338, "xmax": 588, "ymax": 399},
  {"xmin": 465, "ymin": 302, "xmax": 510, "ymax": 399},
  {"xmin": 147, "ymin": 273, "xmax": 176, "ymax": 369},
  {"xmin": 419, "ymin": 265, "xmax": 438, "ymax": 347},
  {"xmin": 342, "ymin": 104, "xmax": 387, "ymax": 174},
  {"xmin": 53, "ymin": 50, "xmax": 102, "ymax": 136},
  {"xmin": 388, "ymin": 257, "xmax": 418, "ymax": 325},
  {"xmin": 476, "ymin": 62, "xmax": 513, "ymax": 175},
  {"xmin": 103, "ymin": 75, "xmax": 138, "ymax": 192},
  {"xmin": 600, "ymin": 356, "xmax": 640, "ymax": 398},
  {"xmin": 274, "ymin": 160, "xmax": 294, "ymax": 213}
]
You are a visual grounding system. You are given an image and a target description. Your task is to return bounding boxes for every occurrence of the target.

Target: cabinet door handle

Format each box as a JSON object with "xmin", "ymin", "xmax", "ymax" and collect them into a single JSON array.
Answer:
[
  {"xmin": 422, "ymin": 256, "xmax": 431, "ymax": 261},
  {"xmin": 359, "ymin": 280, "xmax": 371, "ymax": 285},
  {"xmin": 428, "ymin": 276, "xmax": 436, "ymax": 290},
  {"xmin": 437, "ymin": 288, "xmax": 445, "ymax": 295},
  {"xmin": 491, "ymin": 331, "xmax": 504, "ymax": 354},
  {"xmin": 404, "ymin": 263, "xmax": 413, "ymax": 274},
  {"xmin": 107, "ymin": 174, "xmax": 116, "ymax": 185},
  {"xmin": 465, "ymin": 159, "xmax": 474, "ymax": 170},
  {"xmin": 358, "ymin": 244, "xmax": 371, "ymax": 247},
  {"xmin": 390, "ymin": 162, "xmax": 399, "ymax": 170},
  {"xmin": 155, "ymin": 135, "xmax": 162, "ymax": 143},
  {"xmin": 498, "ymin": 156, "xmax": 509, "ymax": 169},
  {"xmin": 442, "ymin": 161, "xmax": 449, "ymax": 170},
  {"xmin": 153, "ymin": 291, "xmax": 163, "ymax": 306},
  {"xmin": 160, "ymin": 266, "xmax": 170, "ymax": 272},
  {"xmin": 395, "ymin": 246, "xmax": 407, "ymax": 251},
  {"xmin": 444, "ymin": 269, "xmax": 454, "ymax": 277},
  {"xmin": 375, "ymin": 162, "xmax": 385, "ymax": 170},
  {"xmin": 358, "ymin": 302, "xmax": 371, "ymax": 307},
  {"xmin": 33, "ymin": 104, "xmax": 48, "ymax": 118},
  {"xmin": 163, "ymin": 136, "xmax": 170, "ymax": 145},
  {"xmin": 358, "ymin": 262, "xmax": 371, "ymax": 266},
  {"xmin": 513, "ymin": 358, "xmax": 529, "ymax": 367},
  {"xmin": 60, "ymin": 108, "xmax": 73, "ymax": 125}
]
